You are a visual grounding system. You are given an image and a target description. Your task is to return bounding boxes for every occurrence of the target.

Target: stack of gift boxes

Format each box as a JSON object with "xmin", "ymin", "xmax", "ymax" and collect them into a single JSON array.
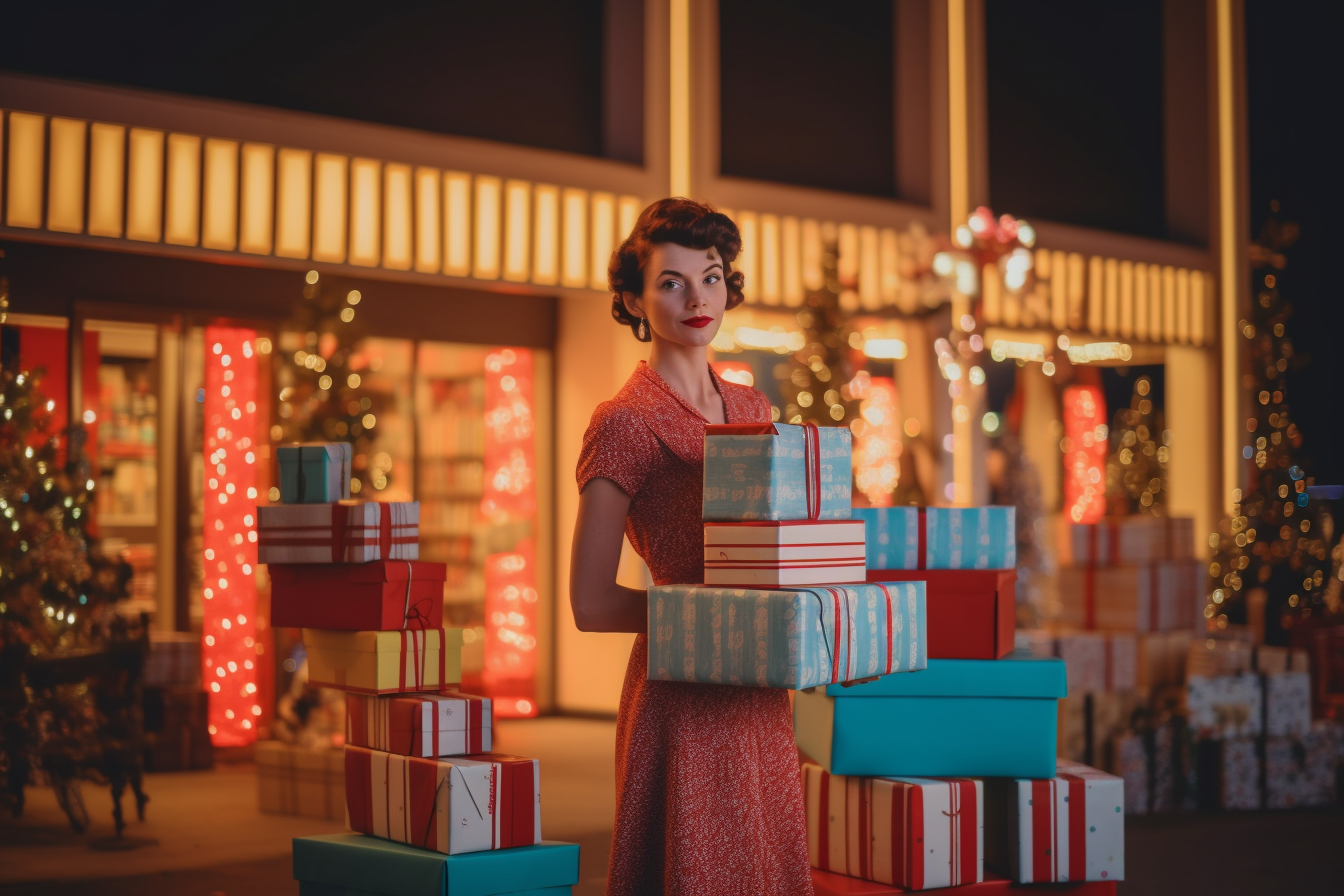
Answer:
[
  {"xmin": 648, "ymin": 422, "xmax": 1124, "ymax": 894},
  {"xmin": 258, "ymin": 443, "xmax": 580, "ymax": 896}
]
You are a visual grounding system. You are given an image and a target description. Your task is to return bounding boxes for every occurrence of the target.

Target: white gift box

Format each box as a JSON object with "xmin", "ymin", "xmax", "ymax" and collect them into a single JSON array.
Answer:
[
  {"xmin": 703, "ymin": 520, "xmax": 866, "ymax": 586},
  {"xmin": 1003, "ymin": 759, "xmax": 1124, "ymax": 883},
  {"xmin": 1264, "ymin": 671, "xmax": 1312, "ymax": 738},
  {"xmin": 258, "ymin": 501, "xmax": 419, "ymax": 564},
  {"xmin": 1186, "ymin": 673, "xmax": 1263, "ymax": 739},
  {"xmin": 346, "ymin": 692, "xmax": 493, "ymax": 757}
]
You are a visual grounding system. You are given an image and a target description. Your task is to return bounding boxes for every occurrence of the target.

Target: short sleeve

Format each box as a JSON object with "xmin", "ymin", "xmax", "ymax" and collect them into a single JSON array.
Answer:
[{"xmin": 576, "ymin": 401, "xmax": 663, "ymax": 498}]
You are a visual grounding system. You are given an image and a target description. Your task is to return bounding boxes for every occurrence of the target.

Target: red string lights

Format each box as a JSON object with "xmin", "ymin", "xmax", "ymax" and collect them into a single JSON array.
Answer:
[
  {"xmin": 1062, "ymin": 384, "xmax": 1109, "ymax": 524},
  {"xmin": 202, "ymin": 326, "xmax": 261, "ymax": 746}
]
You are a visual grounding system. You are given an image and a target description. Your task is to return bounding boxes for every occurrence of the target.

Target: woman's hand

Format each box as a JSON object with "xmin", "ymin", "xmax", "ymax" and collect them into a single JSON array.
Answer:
[{"xmin": 570, "ymin": 477, "xmax": 648, "ymax": 634}]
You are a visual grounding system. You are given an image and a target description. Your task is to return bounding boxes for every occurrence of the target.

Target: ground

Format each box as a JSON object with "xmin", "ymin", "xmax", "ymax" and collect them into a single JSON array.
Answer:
[{"xmin": 1, "ymin": 718, "xmax": 1342, "ymax": 895}]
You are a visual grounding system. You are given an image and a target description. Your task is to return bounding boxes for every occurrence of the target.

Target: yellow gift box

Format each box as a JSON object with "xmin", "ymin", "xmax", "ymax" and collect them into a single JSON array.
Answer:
[{"xmin": 302, "ymin": 628, "xmax": 463, "ymax": 694}]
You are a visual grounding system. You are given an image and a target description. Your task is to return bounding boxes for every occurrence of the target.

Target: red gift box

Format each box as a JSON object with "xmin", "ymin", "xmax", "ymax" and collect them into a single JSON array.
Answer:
[
  {"xmin": 810, "ymin": 869, "xmax": 1117, "ymax": 895},
  {"xmin": 344, "ymin": 746, "xmax": 540, "ymax": 854},
  {"xmin": 346, "ymin": 691, "xmax": 491, "ymax": 757},
  {"xmin": 271, "ymin": 561, "xmax": 446, "ymax": 631},
  {"xmin": 866, "ymin": 569, "xmax": 1015, "ymax": 659}
]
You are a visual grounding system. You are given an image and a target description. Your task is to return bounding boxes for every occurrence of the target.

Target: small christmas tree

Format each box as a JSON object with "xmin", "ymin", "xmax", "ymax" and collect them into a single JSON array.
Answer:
[
  {"xmin": 1106, "ymin": 374, "xmax": 1169, "ymax": 516},
  {"xmin": 1205, "ymin": 209, "xmax": 1330, "ymax": 640},
  {"xmin": 779, "ymin": 244, "xmax": 860, "ymax": 428},
  {"xmin": 273, "ymin": 272, "xmax": 392, "ymax": 496}
]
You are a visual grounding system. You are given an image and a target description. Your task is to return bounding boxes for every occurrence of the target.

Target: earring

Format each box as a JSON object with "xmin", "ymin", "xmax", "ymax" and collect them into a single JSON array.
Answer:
[{"xmin": 637, "ymin": 318, "xmax": 648, "ymax": 340}]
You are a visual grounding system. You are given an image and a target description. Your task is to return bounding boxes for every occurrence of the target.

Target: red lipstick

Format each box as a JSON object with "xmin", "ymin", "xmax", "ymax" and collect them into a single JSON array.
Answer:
[{"xmin": 681, "ymin": 316, "xmax": 714, "ymax": 328}]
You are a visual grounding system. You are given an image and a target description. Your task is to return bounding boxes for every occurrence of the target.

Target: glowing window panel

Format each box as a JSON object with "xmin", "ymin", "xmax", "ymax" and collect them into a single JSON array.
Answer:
[
  {"xmin": 165, "ymin": 133, "xmax": 202, "ymax": 247},
  {"xmin": 443, "ymin": 171, "xmax": 472, "ymax": 277},
  {"xmin": 274, "ymin": 147, "xmax": 311, "ymax": 258},
  {"xmin": 735, "ymin": 211, "xmax": 759, "ymax": 303},
  {"xmin": 382, "ymin": 163, "xmax": 412, "ymax": 271},
  {"xmin": 126, "ymin": 128, "xmax": 165, "ymax": 242},
  {"xmin": 47, "ymin": 117, "xmax": 87, "ymax": 234},
  {"xmin": 414, "ymin": 167, "xmax": 441, "ymax": 273},
  {"xmin": 560, "ymin": 188, "xmax": 587, "ymax": 288},
  {"xmin": 88, "ymin": 123, "xmax": 127, "ymax": 238},
  {"xmin": 202, "ymin": 138, "xmax": 240, "ymax": 251},
  {"xmin": 473, "ymin": 176, "xmax": 502, "ymax": 280},
  {"xmin": 5, "ymin": 112, "xmax": 45, "ymax": 229},
  {"xmin": 1062, "ymin": 384, "xmax": 1108, "ymax": 524},
  {"xmin": 312, "ymin": 153, "xmax": 349, "ymax": 263},
  {"xmin": 531, "ymin": 184, "xmax": 560, "ymax": 286},
  {"xmin": 781, "ymin": 216, "xmax": 804, "ymax": 307},
  {"xmin": 203, "ymin": 326, "xmax": 260, "ymax": 746},
  {"xmin": 503, "ymin": 179, "xmax": 531, "ymax": 283},
  {"xmin": 348, "ymin": 157, "xmax": 381, "ymax": 267},
  {"xmin": 588, "ymin": 192, "xmax": 615, "ymax": 291},
  {"xmin": 759, "ymin": 214, "xmax": 781, "ymax": 306}
]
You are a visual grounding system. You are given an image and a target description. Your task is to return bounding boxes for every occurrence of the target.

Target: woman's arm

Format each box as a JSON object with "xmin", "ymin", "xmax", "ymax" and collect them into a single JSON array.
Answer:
[{"xmin": 569, "ymin": 477, "xmax": 648, "ymax": 633}]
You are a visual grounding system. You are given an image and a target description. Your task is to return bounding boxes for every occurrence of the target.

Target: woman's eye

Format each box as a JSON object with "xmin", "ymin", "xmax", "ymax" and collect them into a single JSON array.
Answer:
[
  {"xmin": 704, "ymin": 274, "xmax": 721, "ymax": 285},
  {"xmin": 661, "ymin": 279, "xmax": 682, "ymax": 290}
]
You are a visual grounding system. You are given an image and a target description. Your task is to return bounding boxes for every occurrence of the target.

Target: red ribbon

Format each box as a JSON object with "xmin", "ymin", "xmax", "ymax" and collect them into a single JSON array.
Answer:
[
  {"xmin": 818, "ymin": 769, "xmax": 832, "ymax": 872},
  {"xmin": 916, "ymin": 508, "xmax": 928, "ymax": 570},
  {"xmin": 1060, "ymin": 772, "xmax": 1088, "ymax": 882},
  {"xmin": 948, "ymin": 779, "xmax": 978, "ymax": 886},
  {"xmin": 858, "ymin": 780, "xmax": 871, "ymax": 881},
  {"xmin": 877, "ymin": 584, "xmax": 895, "ymax": 675},
  {"xmin": 803, "ymin": 421, "xmax": 821, "ymax": 520},
  {"xmin": 344, "ymin": 747, "xmax": 374, "ymax": 835},
  {"xmin": 327, "ymin": 502, "xmax": 398, "ymax": 562},
  {"xmin": 1030, "ymin": 779, "xmax": 1054, "ymax": 883},
  {"xmin": 407, "ymin": 755, "xmax": 440, "ymax": 849}
]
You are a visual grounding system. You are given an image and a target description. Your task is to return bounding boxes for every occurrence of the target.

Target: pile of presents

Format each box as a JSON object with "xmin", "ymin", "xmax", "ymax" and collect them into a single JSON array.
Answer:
[
  {"xmin": 653, "ymin": 421, "xmax": 1123, "ymax": 894},
  {"xmin": 1022, "ymin": 515, "xmax": 1344, "ymax": 813},
  {"xmin": 256, "ymin": 443, "xmax": 580, "ymax": 896}
]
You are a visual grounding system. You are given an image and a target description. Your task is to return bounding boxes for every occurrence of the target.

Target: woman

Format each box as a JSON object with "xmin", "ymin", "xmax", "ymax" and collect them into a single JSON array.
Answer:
[{"xmin": 571, "ymin": 198, "xmax": 813, "ymax": 896}]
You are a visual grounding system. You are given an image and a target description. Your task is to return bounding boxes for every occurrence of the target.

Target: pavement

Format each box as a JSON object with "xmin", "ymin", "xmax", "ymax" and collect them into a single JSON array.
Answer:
[{"xmin": 2, "ymin": 717, "xmax": 1343, "ymax": 895}]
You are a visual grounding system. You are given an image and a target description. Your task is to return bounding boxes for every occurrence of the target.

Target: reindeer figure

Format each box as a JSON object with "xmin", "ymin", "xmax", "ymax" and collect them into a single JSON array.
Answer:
[{"xmin": 91, "ymin": 614, "xmax": 151, "ymax": 835}]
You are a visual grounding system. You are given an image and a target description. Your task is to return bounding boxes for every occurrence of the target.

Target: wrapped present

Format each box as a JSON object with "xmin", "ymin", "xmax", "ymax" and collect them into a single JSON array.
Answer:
[
  {"xmin": 648, "ymin": 582, "xmax": 925, "ymax": 690},
  {"xmin": 854, "ymin": 506, "xmax": 1016, "ymax": 571},
  {"xmin": 279, "ymin": 442, "xmax": 353, "ymax": 504},
  {"xmin": 144, "ymin": 630, "xmax": 202, "ymax": 687},
  {"xmin": 1264, "ymin": 724, "xmax": 1340, "ymax": 809},
  {"xmin": 1136, "ymin": 631, "xmax": 1191, "ymax": 689},
  {"xmin": 703, "ymin": 520, "xmax": 866, "ymax": 587},
  {"xmin": 143, "ymin": 685, "xmax": 213, "ymax": 772},
  {"xmin": 1264, "ymin": 671, "xmax": 1312, "ymax": 738},
  {"xmin": 1186, "ymin": 635, "xmax": 1254, "ymax": 679},
  {"xmin": 702, "ymin": 421, "xmax": 852, "ymax": 521},
  {"xmin": 257, "ymin": 741, "xmax": 345, "ymax": 820},
  {"xmin": 304, "ymin": 628, "xmax": 462, "ymax": 695},
  {"xmin": 867, "ymin": 570, "xmax": 1016, "ymax": 660},
  {"xmin": 346, "ymin": 692, "xmax": 492, "ymax": 757},
  {"xmin": 795, "ymin": 657, "xmax": 1065, "ymax": 779},
  {"xmin": 1195, "ymin": 738, "xmax": 1261, "ymax": 810},
  {"xmin": 345, "ymin": 747, "xmax": 541, "ymax": 854},
  {"xmin": 1055, "ymin": 632, "xmax": 1138, "ymax": 694},
  {"xmin": 259, "ymin": 501, "xmax": 419, "ymax": 564},
  {"xmin": 1112, "ymin": 732, "xmax": 1149, "ymax": 815},
  {"xmin": 298, "ymin": 886, "xmax": 571, "ymax": 896},
  {"xmin": 1254, "ymin": 644, "xmax": 1311, "ymax": 675},
  {"xmin": 1064, "ymin": 516, "xmax": 1194, "ymax": 565},
  {"xmin": 293, "ymin": 833, "xmax": 580, "ymax": 896},
  {"xmin": 803, "ymin": 761, "xmax": 983, "ymax": 889},
  {"xmin": 1056, "ymin": 560, "xmax": 1199, "ymax": 632},
  {"xmin": 272, "ymin": 561, "xmax": 446, "ymax": 631},
  {"xmin": 809, "ymin": 869, "xmax": 1118, "ymax": 895},
  {"xmin": 989, "ymin": 760, "xmax": 1123, "ymax": 884},
  {"xmin": 1186, "ymin": 673, "xmax": 1263, "ymax": 739}
]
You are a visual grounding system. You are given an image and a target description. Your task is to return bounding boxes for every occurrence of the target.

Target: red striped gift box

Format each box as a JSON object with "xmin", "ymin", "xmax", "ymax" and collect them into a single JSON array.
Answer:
[
  {"xmin": 703, "ymin": 520, "xmax": 866, "ymax": 587},
  {"xmin": 346, "ymin": 692, "xmax": 492, "ymax": 757},
  {"xmin": 1006, "ymin": 760, "xmax": 1124, "ymax": 883},
  {"xmin": 258, "ymin": 501, "xmax": 419, "ymax": 564}
]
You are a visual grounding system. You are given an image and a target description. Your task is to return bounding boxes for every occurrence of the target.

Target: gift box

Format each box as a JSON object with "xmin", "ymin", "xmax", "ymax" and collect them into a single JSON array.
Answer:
[
  {"xmin": 703, "ymin": 520, "xmax": 866, "ymax": 587},
  {"xmin": 347, "ymin": 692, "xmax": 492, "ymax": 757},
  {"xmin": 257, "ymin": 741, "xmax": 345, "ymax": 820},
  {"xmin": 1195, "ymin": 737, "xmax": 1261, "ymax": 810},
  {"xmin": 298, "ymin": 886, "xmax": 571, "ymax": 896},
  {"xmin": 1056, "ymin": 560, "xmax": 1199, "ymax": 632},
  {"xmin": 1264, "ymin": 670, "xmax": 1312, "ymax": 738},
  {"xmin": 1254, "ymin": 644, "xmax": 1311, "ymax": 675},
  {"xmin": 866, "ymin": 569, "xmax": 1015, "ymax": 660},
  {"xmin": 1136, "ymin": 631, "xmax": 1191, "ymax": 689},
  {"xmin": 1063, "ymin": 516, "xmax": 1194, "ymax": 565},
  {"xmin": 648, "ymin": 582, "xmax": 925, "ymax": 690},
  {"xmin": 1055, "ymin": 632, "xmax": 1138, "ymax": 694},
  {"xmin": 1264, "ymin": 724, "xmax": 1339, "ymax": 809},
  {"xmin": 990, "ymin": 760, "xmax": 1124, "ymax": 884},
  {"xmin": 144, "ymin": 630, "xmax": 202, "ymax": 688},
  {"xmin": 293, "ymin": 833, "xmax": 580, "ymax": 896},
  {"xmin": 1186, "ymin": 635, "xmax": 1254, "ymax": 679},
  {"xmin": 304, "ymin": 628, "xmax": 462, "ymax": 695},
  {"xmin": 143, "ymin": 685, "xmax": 214, "ymax": 772},
  {"xmin": 272, "ymin": 561, "xmax": 446, "ymax": 631},
  {"xmin": 259, "ymin": 501, "xmax": 419, "ymax": 564},
  {"xmin": 803, "ymin": 761, "xmax": 983, "ymax": 889},
  {"xmin": 794, "ymin": 656, "xmax": 1065, "ymax": 778},
  {"xmin": 345, "ymin": 747, "xmax": 541, "ymax": 854},
  {"xmin": 702, "ymin": 422, "xmax": 852, "ymax": 521},
  {"xmin": 1186, "ymin": 673, "xmax": 1263, "ymax": 739},
  {"xmin": 809, "ymin": 869, "xmax": 1118, "ymax": 896},
  {"xmin": 854, "ymin": 506, "xmax": 1016, "ymax": 571},
  {"xmin": 279, "ymin": 442, "xmax": 353, "ymax": 504},
  {"xmin": 1111, "ymin": 732, "xmax": 1149, "ymax": 815}
]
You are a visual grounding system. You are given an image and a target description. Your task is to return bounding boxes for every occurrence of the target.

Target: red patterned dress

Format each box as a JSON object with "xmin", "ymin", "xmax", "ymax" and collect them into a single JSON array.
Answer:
[{"xmin": 577, "ymin": 361, "xmax": 814, "ymax": 896}]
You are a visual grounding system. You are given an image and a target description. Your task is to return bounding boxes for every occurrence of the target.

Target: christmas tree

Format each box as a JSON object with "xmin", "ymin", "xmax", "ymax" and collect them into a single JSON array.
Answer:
[
  {"xmin": 780, "ymin": 243, "xmax": 860, "ymax": 428},
  {"xmin": 1106, "ymin": 374, "xmax": 1169, "ymax": 516},
  {"xmin": 273, "ymin": 271, "xmax": 392, "ymax": 496},
  {"xmin": 1205, "ymin": 210, "xmax": 1330, "ymax": 641}
]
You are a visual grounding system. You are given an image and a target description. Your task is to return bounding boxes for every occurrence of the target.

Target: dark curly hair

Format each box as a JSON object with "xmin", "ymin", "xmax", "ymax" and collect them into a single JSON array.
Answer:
[{"xmin": 608, "ymin": 198, "xmax": 746, "ymax": 342}]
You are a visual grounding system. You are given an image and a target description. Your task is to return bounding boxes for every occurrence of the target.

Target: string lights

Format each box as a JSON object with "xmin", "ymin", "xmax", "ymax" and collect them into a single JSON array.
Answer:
[
  {"xmin": 1062, "ymin": 384, "xmax": 1109, "ymax": 524},
  {"xmin": 203, "ymin": 326, "xmax": 261, "ymax": 746}
]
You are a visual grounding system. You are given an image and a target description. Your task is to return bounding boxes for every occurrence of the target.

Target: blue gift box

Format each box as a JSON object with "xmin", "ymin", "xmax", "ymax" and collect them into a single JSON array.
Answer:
[
  {"xmin": 854, "ymin": 506, "xmax": 1016, "ymax": 570},
  {"xmin": 301, "ymin": 886, "xmax": 570, "ymax": 896},
  {"xmin": 703, "ymin": 423, "xmax": 852, "ymax": 521},
  {"xmin": 278, "ymin": 442, "xmax": 352, "ymax": 504},
  {"xmin": 293, "ymin": 834, "xmax": 579, "ymax": 896},
  {"xmin": 794, "ymin": 655, "xmax": 1065, "ymax": 778},
  {"xmin": 648, "ymin": 582, "xmax": 926, "ymax": 690}
]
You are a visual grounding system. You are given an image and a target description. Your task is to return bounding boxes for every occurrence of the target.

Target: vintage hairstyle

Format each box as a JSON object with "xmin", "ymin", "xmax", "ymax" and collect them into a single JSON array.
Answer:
[{"xmin": 608, "ymin": 198, "xmax": 746, "ymax": 342}]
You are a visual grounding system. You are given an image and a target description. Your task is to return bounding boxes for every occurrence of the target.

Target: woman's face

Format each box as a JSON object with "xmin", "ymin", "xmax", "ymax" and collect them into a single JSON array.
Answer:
[{"xmin": 623, "ymin": 242, "xmax": 729, "ymax": 348}]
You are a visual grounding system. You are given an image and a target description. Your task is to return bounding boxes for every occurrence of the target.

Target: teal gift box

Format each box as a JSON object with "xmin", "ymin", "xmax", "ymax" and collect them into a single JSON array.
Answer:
[
  {"xmin": 293, "ymin": 834, "xmax": 579, "ymax": 896},
  {"xmin": 794, "ymin": 655, "xmax": 1065, "ymax": 778},
  {"xmin": 648, "ymin": 582, "xmax": 926, "ymax": 690},
  {"xmin": 703, "ymin": 423, "xmax": 852, "ymax": 521},
  {"xmin": 301, "ymin": 886, "xmax": 569, "ymax": 896},
  {"xmin": 854, "ymin": 506, "xmax": 1016, "ymax": 570},
  {"xmin": 278, "ymin": 442, "xmax": 352, "ymax": 504}
]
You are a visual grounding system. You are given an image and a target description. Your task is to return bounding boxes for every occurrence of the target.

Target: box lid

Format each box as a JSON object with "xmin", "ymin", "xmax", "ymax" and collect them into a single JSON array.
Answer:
[
  {"xmin": 271, "ymin": 559, "xmax": 445, "ymax": 585},
  {"xmin": 293, "ymin": 834, "xmax": 580, "ymax": 896},
  {"xmin": 821, "ymin": 655, "xmax": 1066, "ymax": 698}
]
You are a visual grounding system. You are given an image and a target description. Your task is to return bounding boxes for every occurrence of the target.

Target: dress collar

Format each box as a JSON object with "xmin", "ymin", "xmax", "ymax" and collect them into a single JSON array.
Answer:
[{"xmin": 626, "ymin": 360, "xmax": 754, "ymax": 465}]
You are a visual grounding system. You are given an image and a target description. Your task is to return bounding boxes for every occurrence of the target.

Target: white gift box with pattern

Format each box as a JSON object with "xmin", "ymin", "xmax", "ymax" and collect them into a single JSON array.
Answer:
[
  {"xmin": 258, "ymin": 501, "xmax": 419, "ymax": 564},
  {"xmin": 1004, "ymin": 760, "xmax": 1124, "ymax": 883}
]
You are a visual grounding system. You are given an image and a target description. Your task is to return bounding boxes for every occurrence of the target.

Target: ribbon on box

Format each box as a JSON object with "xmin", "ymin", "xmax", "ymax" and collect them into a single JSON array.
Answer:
[
  {"xmin": 896, "ymin": 779, "xmax": 978, "ymax": 890},
  {"xmin": 1028, "ymin": 774, "xmax": 1087, "ymax": 883},
  {"xmin": 810, "ymin": 587, "xmax": 856, "ymax": 685},
  {"xmin": 325, "ymin": 502, "xmax": 400, "ymax": 563}
]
